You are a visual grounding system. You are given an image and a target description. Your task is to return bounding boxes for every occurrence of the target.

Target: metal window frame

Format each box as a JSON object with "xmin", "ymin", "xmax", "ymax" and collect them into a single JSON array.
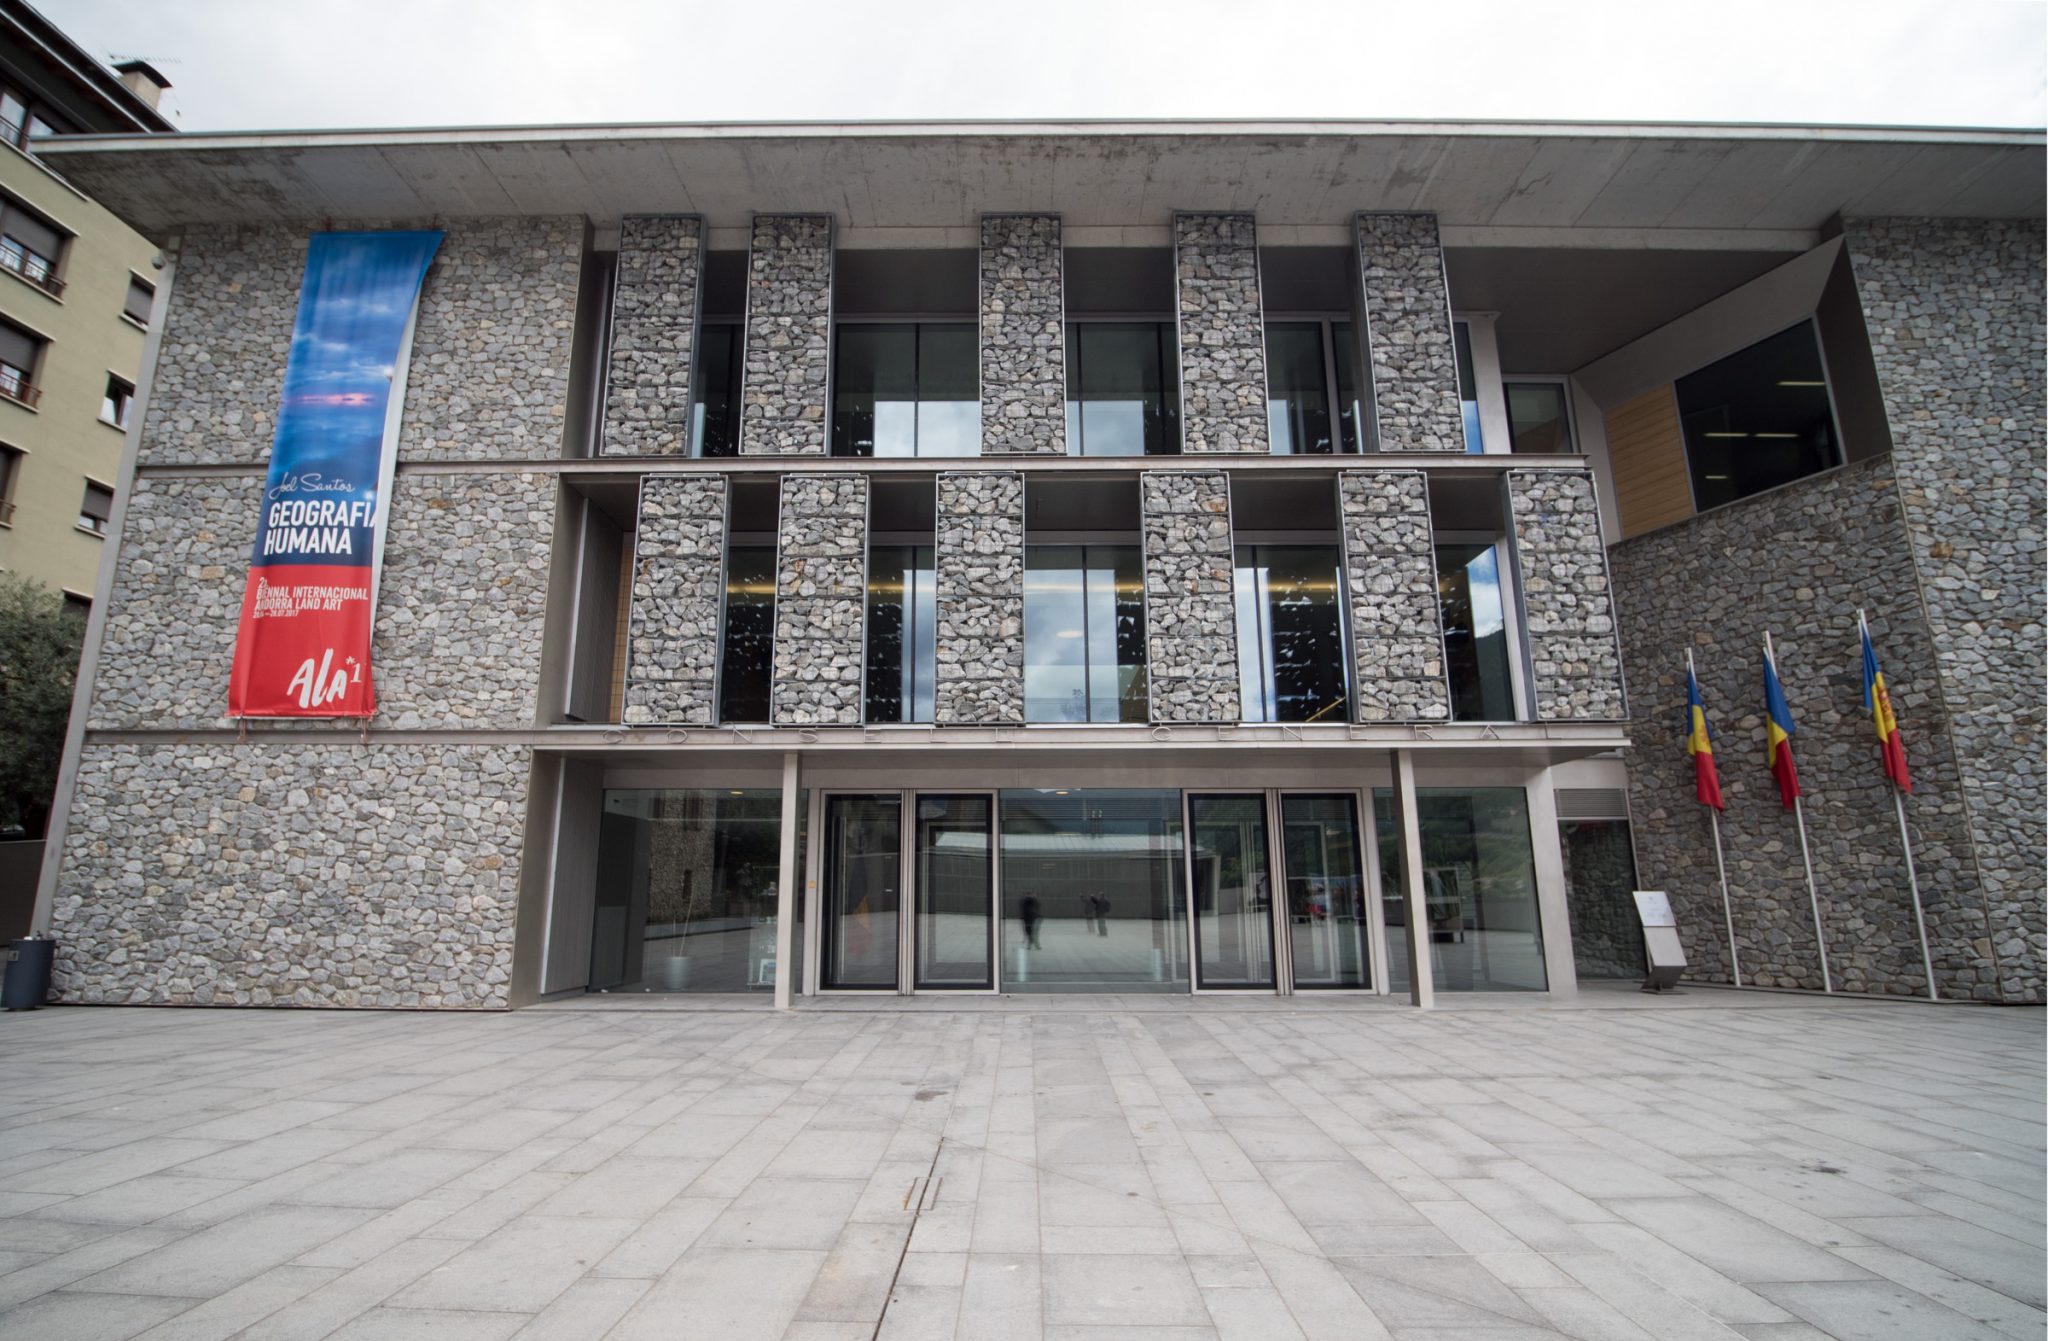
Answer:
[{"xmin": 1182, "ymin": 788, "xmax": 1283, "ymax": 992}]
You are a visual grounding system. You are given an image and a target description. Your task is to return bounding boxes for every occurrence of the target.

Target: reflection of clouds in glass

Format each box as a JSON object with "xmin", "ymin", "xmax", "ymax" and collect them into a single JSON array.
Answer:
[{"xmin": 1466, "ymin": 548, "xmax": 1505, "ymax": 638}]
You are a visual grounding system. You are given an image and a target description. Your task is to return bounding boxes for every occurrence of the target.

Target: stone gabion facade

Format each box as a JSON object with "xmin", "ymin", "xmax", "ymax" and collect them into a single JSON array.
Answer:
[
  {"xmin": 934, "ymin": 472, "xmax": 1025, "ymax": 724},
  {"xmin": 52, "ymin": 742, "xmax": 528, "ymax": 1009},
  {"xmin": 1844, "ymin": 216, "xmax": 2045, "ymax": 1004},
  {"xmin": 1506, "ymin": 469, "xmax": 1626, "ymax": 721},
  {"xmin": 772, "ymin": 473, "xmax": 868, "ymax": 724},
  {"xmin": 623, "ymin": 474, "xmax": 729, "ymax": 725},
  {"xmin": 1174, "ymin": 213, "xmax": 1270, "ymax": 454},
  {"xmin": 602, "ymin": 215, "xmax": 705, "ymax": 457},
  {"xmin": 979, "ymin": 215, "xmax": 1064, "ymax": 455},
  {"xmin": 740, "ymin": 215, "xmax": 834, "ymax": 455},
  {"xmin": 1141, "ymin": 471, "xmax": 1240, "ymax": 723},
  {"xmin": 1355, "ymin": 213, "xmax": 1463, "ymax": 453},
  {"xmin": 1560, "ymin": 819, "xmax": 1647, "ymax": 982},
  {"xmin": 1337, "ymin": 471, "xmax": 1450, "ymax": 722},
  {"xmin": 1611, "ymin": 457, "xmax": 1998, "ymax": 998}
]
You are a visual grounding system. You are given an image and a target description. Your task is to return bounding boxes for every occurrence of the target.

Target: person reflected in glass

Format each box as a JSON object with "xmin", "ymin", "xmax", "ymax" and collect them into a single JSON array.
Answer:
[{"xmin": 1020, "ymin": 893, "xmax": 1042, "ymax": 949}]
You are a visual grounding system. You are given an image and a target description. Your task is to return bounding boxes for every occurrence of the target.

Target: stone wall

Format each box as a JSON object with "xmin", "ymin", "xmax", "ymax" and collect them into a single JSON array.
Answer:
[
  {"xmin": 1843, "ymin": 216, "xmax": 2045, "ymax": 1004},
  {"xmin": 602, "ymin": 215, "xmax": 704, "ymax": 457},
  {"xmin": 623, "ymin": 474, "xmax": 729, "ymax": 725},
  {"xmin": 740, "ymin": 215, "xmax": 834, "ymax": 455},
  {"xmin": 51, "ymin": 742, "xmax": 528, "ymax": 1009},
  {"xmin": 1174, "ymin": 213, "xmax": 1269, "ymax": 455},
  {"xmin": 1337, "ymin": 471, "xmax": 1450, "ymax": 722},
  {"xmin": 1141, "ymin": 471, "xmax": 1239, "ymax": 723},
  {"xmin": 934, "ymin": 472, "xmax": 1025, "ymax": 724},
  {"xmin": 1561, "ymin": 820, "xmax": 1646, "ymax": 981},
  {"xmin": 979, "ymin": 216, "xmax": 1065, "ymax": 456},
  {"xmin": 1611, "ymin": 457, "xmax": 1998, "ymax": 998},
  {"xmin": 1507, "ymin": 470, "xmax": 1626, "ymax": 721},
  {"xmin": 1355, "ymin": 213, "xmax": 1462, "ymax": 454},
  {"xmin": 772, "ymin": 473, "xmax": 867, "ymax": 724}
]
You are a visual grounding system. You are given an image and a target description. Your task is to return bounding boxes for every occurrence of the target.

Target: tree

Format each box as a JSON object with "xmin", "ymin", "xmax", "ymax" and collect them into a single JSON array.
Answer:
[{"xmin": 0, "ymin": 575, "xmax": 85, "ymax": 837}]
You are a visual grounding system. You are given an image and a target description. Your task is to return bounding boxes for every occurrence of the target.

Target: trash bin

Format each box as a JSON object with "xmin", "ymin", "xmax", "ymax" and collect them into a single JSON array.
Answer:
[{"xmin": 2, "ymin": 937, "xmax": 53, "ymax": 1011}]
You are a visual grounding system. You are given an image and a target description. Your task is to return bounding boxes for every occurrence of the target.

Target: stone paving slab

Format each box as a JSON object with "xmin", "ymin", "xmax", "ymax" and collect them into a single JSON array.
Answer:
[{"xmin": 0, "ymin": 997, "xmax": 2037, "ymax": 1339}]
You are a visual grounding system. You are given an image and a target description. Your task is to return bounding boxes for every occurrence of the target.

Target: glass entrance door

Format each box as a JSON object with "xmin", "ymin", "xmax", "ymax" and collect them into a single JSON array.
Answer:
[
  {"xmin": 823, "ymin": 794, "xmax": 902, "ymax": 990},
  {"xmin": 1188, "ymin": 793, "xmax": 1276, "ymax": 989},
  {"xmin": 1279, "ymin": 793, "xmax": 1371, "ymax": 989},
  {"xmin": 915, "ymin": 794, "xmax": 994, "ymax": 989}
]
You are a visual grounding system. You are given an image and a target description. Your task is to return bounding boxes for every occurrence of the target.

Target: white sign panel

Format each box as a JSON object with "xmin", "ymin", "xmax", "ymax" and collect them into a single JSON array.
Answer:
[{"xmin": 1633, "ymin": 890, "xmax": 1676, "ymax": 928}]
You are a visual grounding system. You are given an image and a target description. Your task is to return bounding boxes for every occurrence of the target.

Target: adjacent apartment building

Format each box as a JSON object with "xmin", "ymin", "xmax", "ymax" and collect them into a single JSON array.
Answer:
[{"xmin": 29, "ymin": 119, "xmax": 2045, "ymax": 1010}]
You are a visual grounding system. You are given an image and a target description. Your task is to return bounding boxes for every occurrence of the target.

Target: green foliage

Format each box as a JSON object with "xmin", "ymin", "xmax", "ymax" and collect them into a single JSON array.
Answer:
[{"xmin": 0, "ymin": 575, "xmax": 85, "ymax": 835}]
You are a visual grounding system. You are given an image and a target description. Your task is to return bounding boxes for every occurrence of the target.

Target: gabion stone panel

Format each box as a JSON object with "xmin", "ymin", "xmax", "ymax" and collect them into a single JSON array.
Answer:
[
  {"xmin": 980, "ymin": 215, "xmax": 1064, "ymax": 455},
  {"xmin": 602, "ymin": 215, "xmax": 705, "ymax": 457},
  {"xmin": 623, "ymin": 474, "xmax": 729, "ymax": 725},
  {"xmin": 1337, "ymin": 471, "xmax": 1450, "ymax": 722},
  {"xmin": 1356, "ymin": 213, "xmax": 1463, "ymax": 454},
  {"xmin": 935, "ymin": 472, "xmax": 1025, "ymax": 724},
  {"xmin": 1506, "ymin": 469, "xmax": 1625, "ymax": 721},
  {"xmin": 1174, "ymin": 214, "xmax": 1270, "ymax": 455},
  {"xmin": 772, "ymin": 473, "xmax": 868, "ymax": 725},
  {"xmin": 1142, "ymin": 471, "xmax": 1240, "ymax": 723},
  {"xmin": 51, "ymin": 741, "xmax": 529, "ymax": 1009},
  {"xmin": 740, "ymin": 215, "xmax": 834, "ymax": 456}
]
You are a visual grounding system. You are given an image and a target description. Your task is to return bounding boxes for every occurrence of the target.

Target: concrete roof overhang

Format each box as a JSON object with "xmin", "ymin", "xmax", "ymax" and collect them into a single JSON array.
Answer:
[{"xmin": 35, "ymin": 119, "xmax": 2047, "ymax": 239}]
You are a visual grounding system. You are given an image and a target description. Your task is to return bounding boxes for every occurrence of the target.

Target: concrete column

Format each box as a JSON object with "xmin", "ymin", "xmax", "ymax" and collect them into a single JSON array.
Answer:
[
  {"xmin": 1338, "ymin": 471, "xmax": 1451, "ymax": 722},
  {"xmin": 1391, "ymin": 749, "xmax": 1434, "ymax": 1008},
  {"xmin": 934, "ymin": 471, "xmax": 1025, "ymax": 724},
  {"xmin": 1142, "ymin": 470, "xmax": 1240, "ymax": 724},
  {"xmin": 980, "ymin": 215, "xmax": 1066, "ymax": 456},
  {"xmin": 772, "ymin": 473, "xmax": 868, "ymax": 725},
  {"xmin": 1524, "ymin": 766, "xmax": 1580, "ymax": 999},
  {"xmin": 602, "ymin": 214, "xmax": 704, "ymax": 456},
  {"xmin": 1505, "ymin": 469, "xmax": 1626, "ymax": 720},
  {"xmin": 1174, "ymin": 212, "xmax": 1270, "ymax": 454},
  {"xmin": 622, "ymin": 475, "xmax": 729, "ymax": 725},
  {"xmin": 775, "ymin": 751, "xmax": 801, "ymax": 1010},
  {"xmin": 741, "ymin": 215, "xmax": 834, "ymax": 456},
  {"xmin": 1356, "ymin": 213, "xmax": 1463, "ymax": 453}
]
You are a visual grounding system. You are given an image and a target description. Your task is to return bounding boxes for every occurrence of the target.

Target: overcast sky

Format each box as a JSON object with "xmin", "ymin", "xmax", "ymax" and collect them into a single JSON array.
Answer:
[{"xmin": 44, "ymin": 0, "xmax": 2048, "ymax": 133}]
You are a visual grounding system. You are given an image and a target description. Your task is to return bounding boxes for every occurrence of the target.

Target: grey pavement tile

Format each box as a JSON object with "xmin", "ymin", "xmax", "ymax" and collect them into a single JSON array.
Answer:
[
  {"xmin": 1518, "ymin": 1287, "xmax": 1658, "ymax": 1340},
  {"xmin": 1042, "ymin": 1329, "xmax": 1218, "ymax": 1341},
  {"xmin": 390, "ymin": 1213, "xmax": 638, "ymax": 1313},
  {"xmin": 1610, "ymin": 1197, "xmax": 1872, "ymax": 1284},
  {"xmin": 0, "ymin": 1140, "xmax": 237, "ymax": 1198},
  {"xmin": 1829, "ymin": 1243, "xmax": 2047, "ymax": 1340},
  {"xmin": 128, "ymin": 1264, "xmax": 340, "ymax": 1341},
  {"xmin": 282, "ymin": 1148, "xmax": 496, "ymax": 1211},
  {"xmin": 1835, "ymin": 1214, "xmax": 2047, "ymax": 1309},
  {"xmin": 700, "ymin": 1178, "xmax": 863, "ymax": 1251},
  {"xmin": 609, "ymin": 1246, "xmax": 825, "ymax": 1341},
  {"xmin": 1043, "ymin": 1252, "xmax": 1209, "ymax": 1327},
  {"xmin": 27, "ymin": 1175, "xmax": 248, "ymax": 1228},
  {"xmin": 1571, "ymin": 1223, "xmax": 1792, "ymax": 1325},
  {"xmin": 74, "ymin": 1205, "xmax": 375, "ymax": 1300},
  {"xmin": 528, "ymin": 1156, "xmax": 711, "ymax": 1220},
  {"xmin": 509, "ymin": 1276, "xmax": 650, "ymax": 1340},
  {"xmin": 167, "ymin": 1125, "xmax": 378, "ymax": 1182},
  {"xmin": 960, "ymin": 1252, "xmax": 1042, "ymax": 1341},
  {"xmin": 1202, "ymin": 1284, "xmax": 1306, "ymax": 1340},
  {"xmin": 1757, "ymin": 1279, "xmax": 2018, "ymax": 1341},
  {"xmin": 587, "ymin": 1196, "xmax": 728, "ymax": 1280},
  {"xmin": 793, "ymin": 1219, "xmax": 906, "ymax": 1322},
  {"xmin": 0, "ymin": 1288, "xmax": 195, "ymax": 1340},
  {"xmin": 322, "ymin": 1306, "xmax": 528, "ymax": 1341},
  {"xmin": 875, "ymin": 1248, "xmax": 963, "ymax": 1339},
  {"xmin": 1331, "ymin": 1254, "xmax": 1547, "ymax": 1330},
  {"xmin": 1247, "ymin": 1244, "xmax": 1395, "ymax": 1341}
]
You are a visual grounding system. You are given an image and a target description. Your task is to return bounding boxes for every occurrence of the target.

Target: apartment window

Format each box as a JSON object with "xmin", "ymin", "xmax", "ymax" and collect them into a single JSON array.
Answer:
[
  {"xmin": 101, "ymin": 375, "xmax": 134, "ymax": 429},
  {"xmin": 123, "ymin": 276, "xmax": 155, "ymax": 326},
  {"xmin": 1437, "ymin": 542, "xmax": 1516, "ymax": 721},
  {"xmin": 0, "ymin": 87, "xmax": 69, "ymax": 152},
  {"xmin": 1678, "ymin": 321, "xmax": 1842, "ymax": 511},
  {"xmin": 62, "ymin": 591, "xmax": 90, "ymax": 617},
  {"xmin": 866, "ymin": 544, "xmax": 936, "ymax": 723},
  {"xmin": 0, "ymin": 443, "xmax": 19, "ymax": 525},
  {"xmin": 0, "ymin": 200, "xmax": 63, "ymax": 296},
  {"xmin": 718, "ymin": 545, "xmax": 774, "ymax": 722},
  {"xmin": 0, "ymin": 321, "xmax": 41, "ymax": 407},
  {"xmin": 689, "ymin": 322, "xmax": 740, "ymax": 457},
  {"xmin": 1234, "ymin": 544, "xmax": 1349, "ymax": 723},
  {"xmin": 1065, "ymin": 323, "xmax": 1179, "ymax": 456},
  {"xmin": 1265, "ymin": 321, "xmax": 1367, "ymax": 455},
  {"xmin": 78, "ymin": 480, "xmax": 113, "ymax": 536},
  {"xmin": 1023, "ymin": 544, "xmax": 1147, "ymax": 722},
  {"xmin": 832, "ymin": 323, "xmax": 978, "ymax": 457},
  {"xmin": 1504, "ymin": 382, "xmax": 1574, "ymax": 454},
  {"xmin": 1454, "ymin": 321, "xmax": 1482, "ymax": 453}
]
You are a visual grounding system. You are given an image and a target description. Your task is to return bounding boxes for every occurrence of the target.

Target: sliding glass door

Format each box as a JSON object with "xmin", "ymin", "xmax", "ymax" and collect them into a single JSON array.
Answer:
[
  {"xmin": 822, "ymin": 794, "xmax": 902, "ymax": 989},
  {"xmin": 915, "ymin": 794, "xmax": 994, "ymax": 989},
  {"xmin": 1188, "ymin": 794, "xmax": 1276, "ymax": 990}
]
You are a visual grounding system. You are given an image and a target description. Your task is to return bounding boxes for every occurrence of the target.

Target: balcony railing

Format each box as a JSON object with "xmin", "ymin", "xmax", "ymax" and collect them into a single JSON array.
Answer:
[
  {"xmin": 0, "ymin": 498, "xmax": 14, "ymax": 526},
  {"xmin": 0, "ymin": 241, "xmax": 62, "ymax": 298},
  {"xmin": 0, "ymin": 373, "xmax": 41, "ymax": 409}
]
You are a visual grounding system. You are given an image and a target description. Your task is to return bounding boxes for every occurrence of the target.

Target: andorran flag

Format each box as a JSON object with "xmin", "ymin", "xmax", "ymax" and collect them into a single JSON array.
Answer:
[
  {"xmin": 1861, "ymin": 620, "xmax": 1913, "ymax": 793},
  {"xmin": 1762, "ymin": 644, "xmax": 1802, "ymax": 809},
  {"xmin": 1685, "ymin": 662, "xmax": 1725, "ymax": 811}
]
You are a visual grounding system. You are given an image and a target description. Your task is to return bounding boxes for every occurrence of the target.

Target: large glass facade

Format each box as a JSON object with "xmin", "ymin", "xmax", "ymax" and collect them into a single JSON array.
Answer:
[
  {"xmin": 1376, "ymin": 787, "xmax": 1547, "ymax": 992},
  {"xmin": 867, "ymin": 545, "xmax": 936, "ymax": 723},
  {"xmin": 1455, "ymin": 321, "xmax": 1483, "ymax": 453},
  {"xmin": 823, "ymin": 794, "xmax": 902, "ymax": 989},
  {"xmin": 1065, "ymin": 322, "xmax": 1179, "ymax": 456},
  {"xmin": 1437, "ymin": 543, "xmax": 1516, "ymax": 722},
  {"xmin": 916, "ymin": 795, "xmax": 994, "ymax": 989},
  {"xmin": 1000, "ymin": 789, "xmax": 1187, "ymax": 992},
  {"xmin": 1234, "ymin": 545, "xmax": 1349, "ymax": 724},
  {"xmin": 1505, "ymin": 382, "xmax": 1574, "ymax": 455},
  {"xmin": 1283, "ymin": 794, "xmax": 1370, "ymax": 989},
  {"xmin": 1023, "ymin": 545, "xmax": 1148, "ymax": 723},
  {"xmin": 1678, "ymin": 321, "xmax": 1841, "ymax": 511},
  {"xmin": 719, "ymin": 546, "xmax": 775, "ymax": 723},
  {"xmin": 832, "ymin": 323, "xmax": 979, "ymax": 457},
  {"xmin": 1266, "ymin": 322, "xmax": 1335, "ymax": 455},
  {"xmin": 1189, "ymin": 794, "xmax": 1275, "ymax": 988}
]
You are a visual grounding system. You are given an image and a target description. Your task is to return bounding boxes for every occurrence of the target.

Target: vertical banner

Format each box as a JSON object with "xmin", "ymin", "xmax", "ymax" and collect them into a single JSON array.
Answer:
[{"xmin": 228, "ymin": 231, "xmax": 442, "ymax": 718}]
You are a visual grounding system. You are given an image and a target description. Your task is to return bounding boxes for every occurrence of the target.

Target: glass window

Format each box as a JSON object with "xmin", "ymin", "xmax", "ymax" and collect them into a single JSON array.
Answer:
[
  {"xmin": 1376, "ymin": 787, "xmax": 1547, "ymax": 992},
  {"xmin": 78, "ymin": 481, "xmax": 112, "ymax": 535},
  {"xmin": 1505, "ymin": 382, "xmax": 1573, "ymax": 454},
  {"xmin": 718, "ymin": 545, "xmax": 775, "ymax": 722},
  {"xmin": 1000, "ymin": 788, "xmax": 1187, "ymax": 992},
  {"xmin": 1265, "ymin": 322, "xmax": 1334, "ymax": 455},
  {"xmin": 690, "ymin": 323, "xmax": 740, "ymax": 458},
  {"xmin": 916, "ymin": 794, "xmax": 994, "ymax": 989},
  {"xmin": 1024, "ymin": 544, "xmax": 1147, "ymax": 723},
  {"xmin": 867, "ymin": 544, "xmax": 936, "ymax": 723},
  {"xmin": 1678, "ymin": 322, "xmax": 1841, "ymax": 511},
  {"xmin": 101, "ymin": 376, "xmax": 134, "ymax": 429},
  {"xmin": 0, "ymin": 321, "xmax": 38, "ymax": 404},
  {"xmin": 1437, "ymin": 543, "xmax": 1516, "ymax": 722},
  {"xmin": 832, "ymin": 322, "xmax": 978, "ymax": 457},
  {"xmin": 124, "ymin": 276, "xmax": 155, "ymax": 325},
  {"xmin": 1561, "ymin": 818, "xmax": 1646, "ymax": 981},
  {"xmin": 0, "ymin": 91, "xmax": 23, "ymax": 145},
  {"xmin": 0, "ymin": 445, "xmax": 20, "ymax": 524},
  {"xmin": 0, "ymin": 203, "xmax": 62, "ymax": 294},
  {"xmin": 824, "ymin": 793, "xmax": 902, "ymax": 989},
  {"xmin": 1454, "ymin": 321, "xmax": 1483, "ymax": 453},
  {"xmin": 1066, "ymin": 322, "xmax": 1179, "ymax": 456},
  {"xmin": 1283, "ymin": 794, "xmax": 1370, "ymax": 989},
  {"xmin": 589, "ymin": 788, "xmax": 787, "ymax": 993},
  {"xmin": 1333, "ymin": 322, "xmax": 1368, "ymax": 452},
  {"xmin": 1234, "ymin": 545, "xmax": 1348, "ymax": 724},
  {"xmin": 1189, "ymin": 794, "xmax": 1275, "ymax": 988}
]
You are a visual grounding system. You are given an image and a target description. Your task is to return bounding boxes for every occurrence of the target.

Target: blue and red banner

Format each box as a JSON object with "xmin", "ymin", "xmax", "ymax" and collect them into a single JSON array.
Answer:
[
  {"xmin": 1762, "ymin": 643, "xmax": 1802, "ymax": 809},
  {"xmin": 1861, "ymin": 618, "xmax": 1913, "ymax": 793},
  {"xmin": 228, "ymin": 232, "xmax": 441, "ymax": 718},
  {"xmin": 1685, "ymin": 662, "xmax": 1725, "ymax": 811}
]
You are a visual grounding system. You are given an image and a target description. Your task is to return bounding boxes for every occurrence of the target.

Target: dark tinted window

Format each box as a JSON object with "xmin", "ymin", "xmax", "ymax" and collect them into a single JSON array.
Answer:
[
  {"xmin": 1234, "ymin": 545, "xmax": 1348, "ymax": 723},
  {"xmin": 718, "ymin": 545, "xmax": 775, "ymax": 722},
  {"xmin": 1066, "ymin": 323, "xmax": 1179, "ymax": 456},
  {"xmin": 832, "ymin": 323, "xmax": 977, "ymax": 457},
  {"xmin": 691, "ymin": 324, "xmax": 741, "ymax": 458},
  {"xmin": 1678, "ymin": 323, "xmax": 1840, "ymax": 511}
]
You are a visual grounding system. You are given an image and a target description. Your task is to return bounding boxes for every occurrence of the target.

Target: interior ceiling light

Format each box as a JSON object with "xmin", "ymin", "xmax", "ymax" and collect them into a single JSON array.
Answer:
[
  {"xmin": 1702, "ymin": 432, "xmax": 1748, "ymax": 439},
  {"xmin": 1754, "ymin": 432, "xmax": 1800, "ymax": 439},
  {"xmin": 1777, "ymin": 380, "xmax": 1825, "ymax": 387}
]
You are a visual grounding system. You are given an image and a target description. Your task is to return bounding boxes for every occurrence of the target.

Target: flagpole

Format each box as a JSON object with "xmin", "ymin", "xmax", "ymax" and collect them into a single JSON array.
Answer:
[
  {"xmin": 1860, "ymin": 609, "xmax": 1937, "ymax": 1002},
  {"xmin": 1690, "ymin": 647, "xmax": 1741, "ymax": 987},
  {"xmin": 1767, "ymin": 630, "xmax": 1832, "ymax": 993}
]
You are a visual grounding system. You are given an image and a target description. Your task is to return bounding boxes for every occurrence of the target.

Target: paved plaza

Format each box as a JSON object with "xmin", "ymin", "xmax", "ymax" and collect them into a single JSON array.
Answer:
[{"xmin": 0, "ymin": 992, "xmax": 2040, "ymax": 1340}]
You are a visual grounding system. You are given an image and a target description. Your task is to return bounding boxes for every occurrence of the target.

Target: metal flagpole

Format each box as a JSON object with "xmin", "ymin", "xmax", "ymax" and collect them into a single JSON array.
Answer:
[
  {"xmin": 1690, "ymin": 647, "xmax": 1741, "ymax": 987},
  {"xmin": 1767, "ymin": 630, "xmax": 1832, "ymax": 993},
  {"xmin": 1861, "ymin": 609, "xmax": 1937, "ymax": 1002}
]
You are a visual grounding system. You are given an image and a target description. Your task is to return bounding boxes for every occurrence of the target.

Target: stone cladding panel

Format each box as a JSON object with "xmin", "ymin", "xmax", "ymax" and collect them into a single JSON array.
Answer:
[
  {"xmin": 1174, "ymin": 213, "xmax": 1270, "ymax": 455},
  {"xmin": 51, "ymin": 742, "xmax": 528, "ymax": 1009},
  {"xmin": 1337, "ymin": 471, "xmax": 1450, "ymax": 722},
  {"xmin": 623, "ymin": 474, "xmax": 729, "ymax": 725},
  {"xmin": 979, "ymin": 216, "xmax": 1064, "ymax": 456},
  {"xmin": 1561, "ymin": 823, "xmax": 1646, "ymax": 981},
  {"xmin": 1142, "ymin": 471, "xmax": 1240, "ymax": 723},
  {"xmin": 1844, "ymin": 216, "xmax": 2045, "ymax": 1004},
  {"xmin": 602, "ymin": 215, "xmax": 705, "ymax": 457},
  {"xmin": 772, "ymin": 473, "xmax": 868, "ymax": 724},
  {"xmin": 740, "ymin": 215, "xmax": 833, "ymax": 456},
  {"xmin": 1356, "ymin": 213, "xmax": 1463, "ymax": 453},
  {"xmin": 934, "ymin": 472, "xmax": 1025, "ymax": 724},
  {"xmin": 1507, "ymin": 470, "xmax": 1626, "ymax": 720}
]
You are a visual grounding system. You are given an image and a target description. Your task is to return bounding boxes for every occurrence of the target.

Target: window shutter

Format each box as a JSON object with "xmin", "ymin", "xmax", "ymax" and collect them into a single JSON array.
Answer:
[
  {"xmin": 81, "ymin": 481, "xmax": 112, "ymax": 523},
  {"xmin": 125, "ymin": 277, "xmax": 154, "ymax": 324},
  {"xmin": 0, "ymin": 322, "xmax": 38, "ymax": 371},
  {"xmin": 1, "ymin": 204, "xmax": 61, "ymax": 261}
]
